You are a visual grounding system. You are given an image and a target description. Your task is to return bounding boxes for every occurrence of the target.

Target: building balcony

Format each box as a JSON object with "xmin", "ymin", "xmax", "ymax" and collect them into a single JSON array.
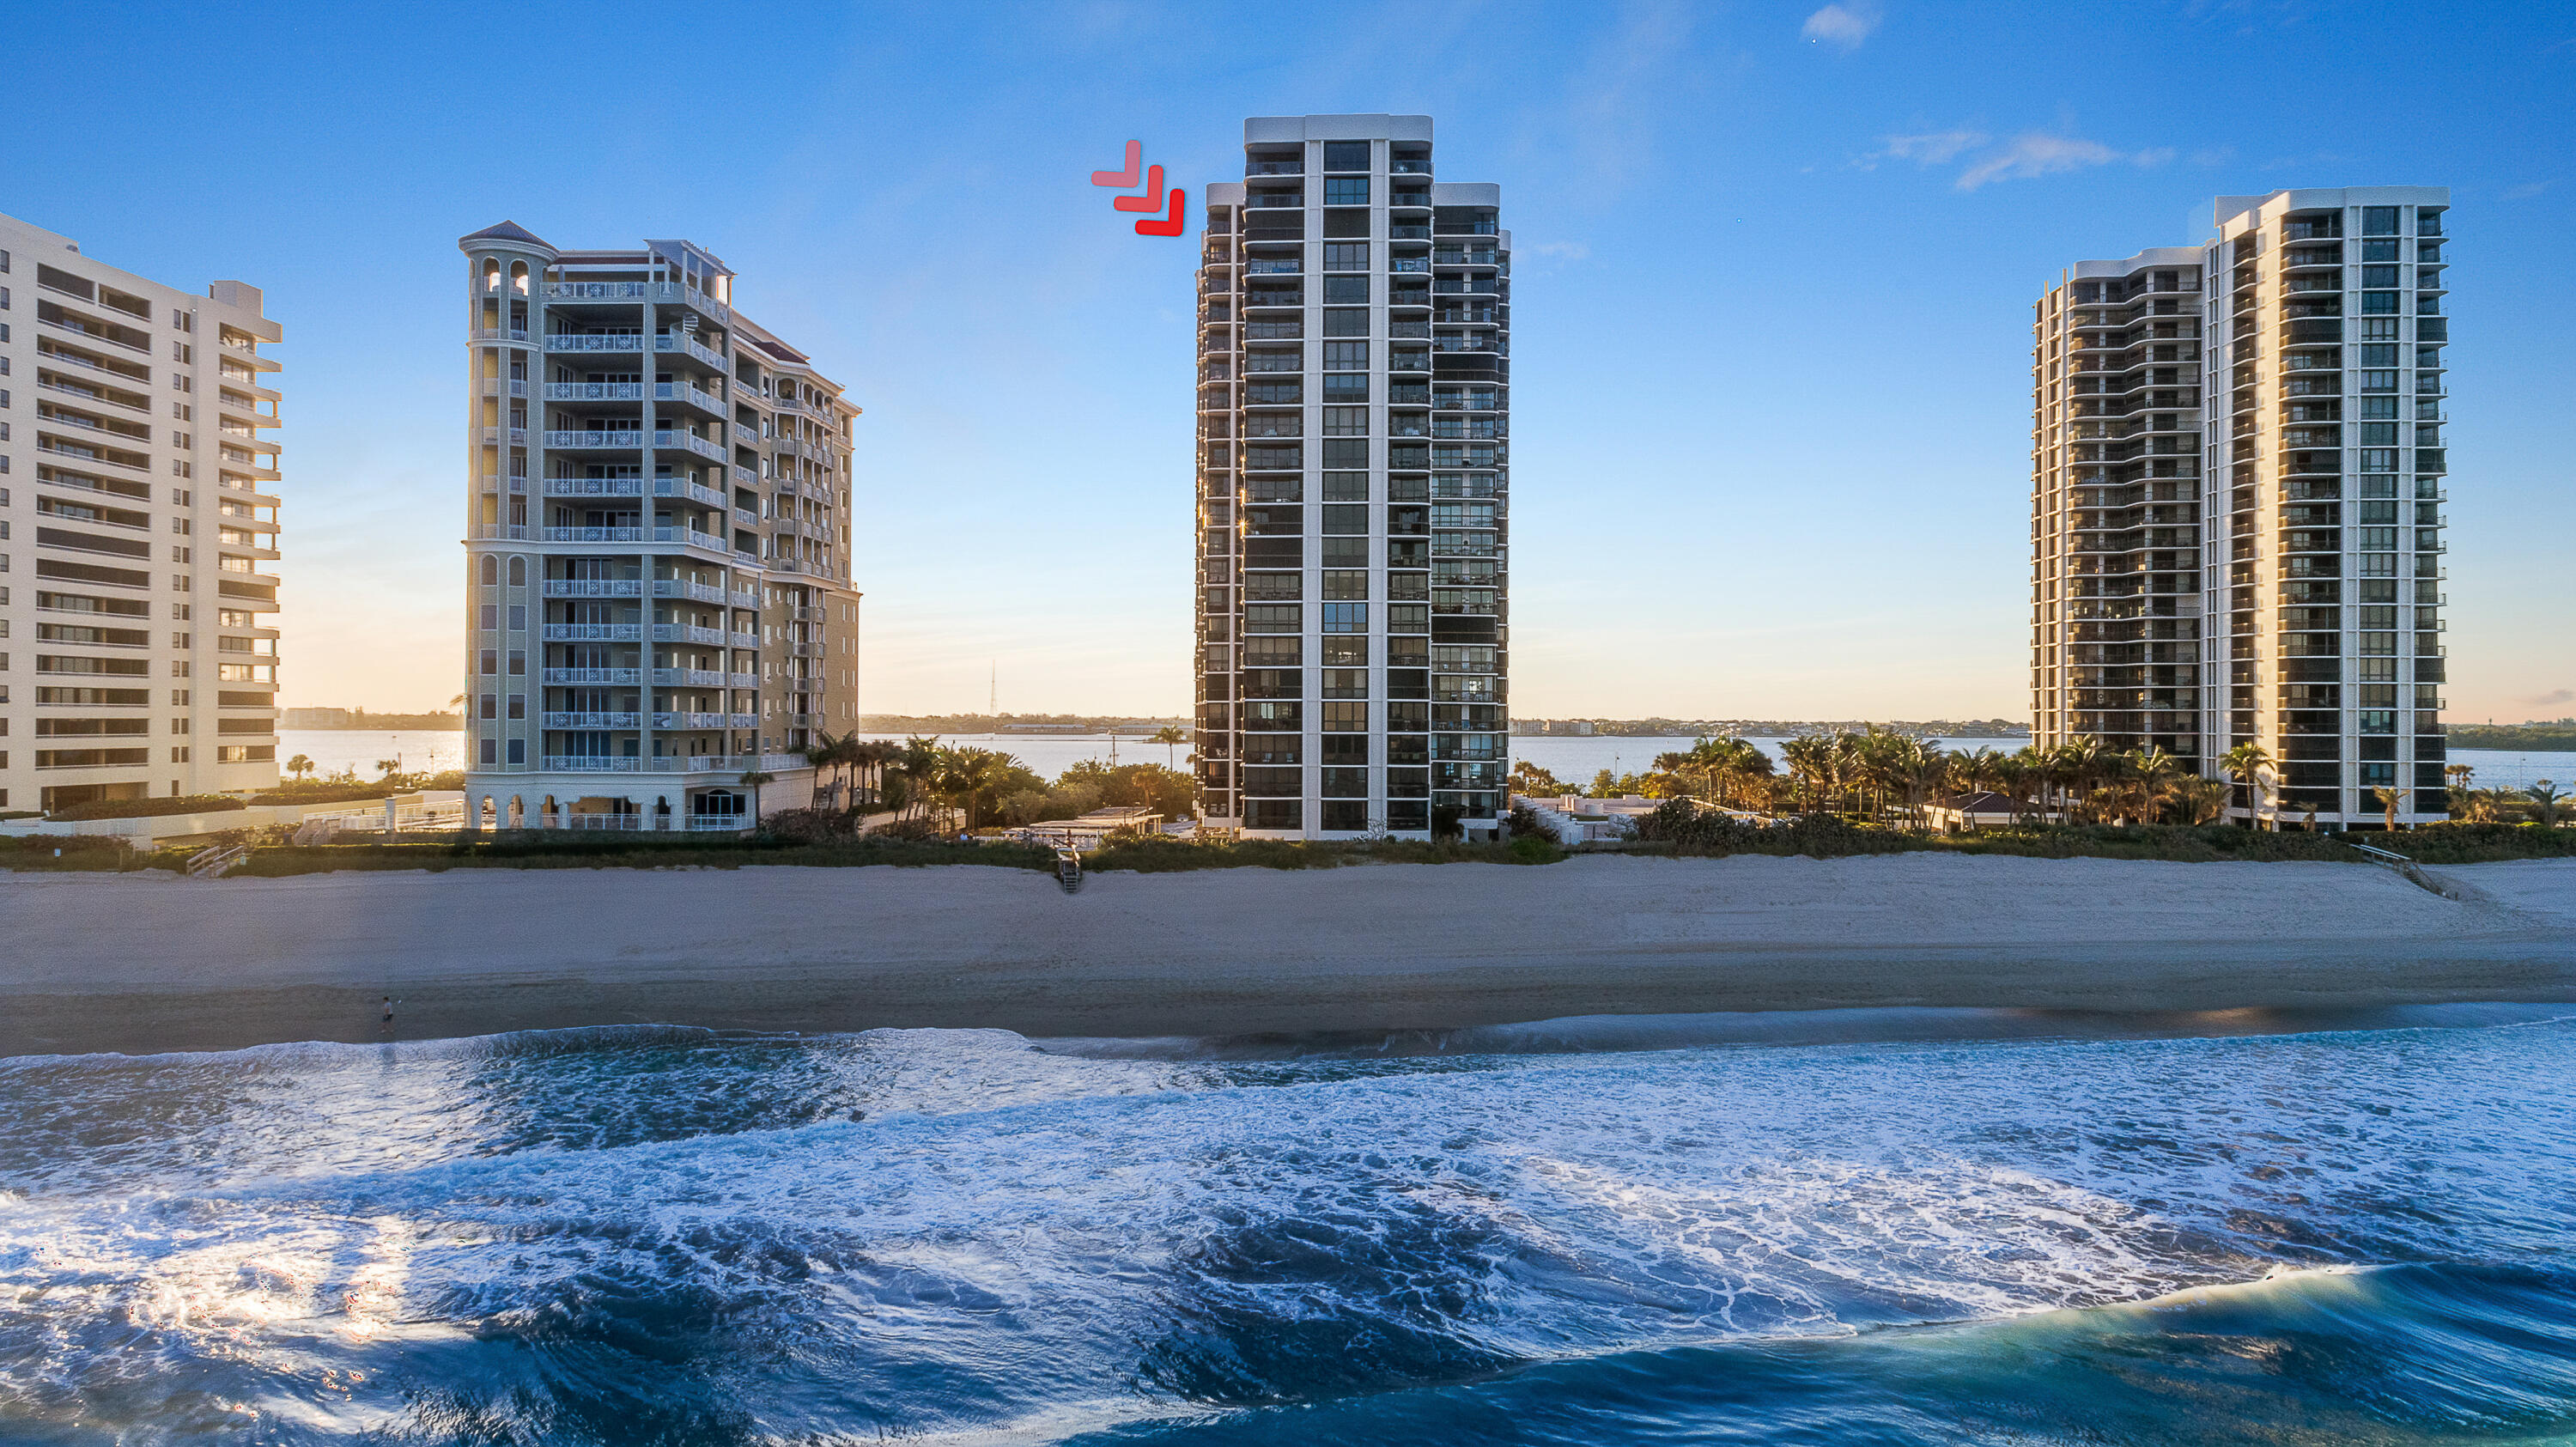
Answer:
[
  {"xmin": 655, "ymin": 380, "xmax": 727, "ymax": 416},
  {"xmin": 543, "ymin": 712, "xmax": 641, "ymax": 729},
  {"xmin": 538, "ymin": 526, "xmax": 732, "ymax": 551},
  {"xmin": 544, "ymin": 623, "xmax": 643, "ymax": 642},
  {"xmin": 653, "ymin": 333, "xmax": 728, "ymax": 369},
  {"xmin": 652, "ymin": 623, "xmax": 727, "ymax": 646},
  {"xmin": 542, "ymin": 667, "xmax": 644, "ymax": 685},
  {"xmin": 654, "ymin": 429, "xmax": 727, "ymax": 461},
  {"xmin": 544, "ymin": 333, "xmax": 643, "ymax": 353},
  {"xmin": 544, "ymin": 381, "xmax": 643, "ymax": 402},
  {"xmin": 543, "ymin": 579, "xmax": 645, "ymax": 599},
  {"xmin": 649, "ymin": 668, "xmax": 760, "ymax": 689},
  {"xmin": 545, "ymin": 429, "xmax": 644, "ymax": 450},
  {"xmin": 653, "ymin": 712, "xmax": 761, "ymax": 731}
]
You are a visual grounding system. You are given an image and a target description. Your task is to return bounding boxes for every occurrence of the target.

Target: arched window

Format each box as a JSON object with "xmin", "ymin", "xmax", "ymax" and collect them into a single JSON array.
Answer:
[
  {"xmin": 481, "ymin": 258, "xmax": 501, "ymax": 293},
  {"xmin": 480, "ymin": 554, "xmax": 498, "ymax": 585},
  {"xmin": 507, "ymin": 556, "xmax": 527, "ymax": 586},
  {"xmin": 510, "ymin": 260, "xmax": 530, "ymax": 295}
]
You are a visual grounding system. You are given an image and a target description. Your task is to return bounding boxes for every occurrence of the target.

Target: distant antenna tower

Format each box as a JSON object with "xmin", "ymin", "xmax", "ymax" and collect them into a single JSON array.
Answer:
[{"xmin": 989, "ymin": 660, "xmax": 997, "ymax": 716}]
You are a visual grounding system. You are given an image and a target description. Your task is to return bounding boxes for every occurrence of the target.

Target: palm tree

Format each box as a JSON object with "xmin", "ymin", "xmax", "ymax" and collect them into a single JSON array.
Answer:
[
  {"xmin": 285, "ymin": 753, "xmax": 315, "ymax": 781},
  {"xmin": 2445, "ymin": 763, "xmax": 2475, "ymax": 819},
  {"xmin": 2057, "ymin": 736, "xmax": 2104, "ymax": 823},
  {"xmin": 938, "ymin": 748, "xmax": 1019, "ymax": 831},
  {"xmin": 2530, "ymin": 781, "xmax": 2566, "ymax": 829},
  {"xmin": 738, "ymin": 769, "xmax": 775, "ymax": 824},
  {"xmin": 2372, "ymin": 785, "xmax": 2404, "ymax": 833},
  {"xmin": 799, "ymin": 730, "xmax": 846, "ymax": 806},
  {"xmin": 2128, "ymin": 747, "xmax": 2179, "ymax": 824},
  {"xmin": 1151, "ymin": 726, "xmax": 1187, "ymax": 770},
  {"xmin": 2220, "ymin": 743, "xmax": 2273, "ymax": 828},
  {"xmin": 374, "ymin": 757, "xmax": 402, "ymax": 779},
  {"xmin": 2171, "ymin": 775, "xmax": 2230, "ymax": 824}
]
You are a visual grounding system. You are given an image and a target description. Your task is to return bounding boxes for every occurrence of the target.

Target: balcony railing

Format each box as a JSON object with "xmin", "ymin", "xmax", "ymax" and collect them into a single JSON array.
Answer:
[
  {"xmin": 656, "ymin": 380, "xmax": 726, "ymax": 413},
  {"xmin": 544, "ymin": 429, "xmax": 643, "ymax": 449},
  {"xmin": 544, "ymin": 333, "xmax": 643, "ymax": 352},
  {"xmin": 544, "ymin": 623, "xmax": 642, "ymax": 641},
  {"xmin": 653, "ymin": 623, "xmax": 727, "ymax": 646},
  {"xmin": 543, "ymin": 712, "xmax": 641, "ymax": 729},
  {"xmin": 543, "ymin": 579, "xmax": 644, "ymax": 598},
  {"xmin": 542, "ymin": 667, "xmax": 644, "ymax": 685},
  {"xmin": 653, "ymin": 333, "xmax": 727, "ymax": 368},
  {"xmin": 544, "ymin": 382, "xmax": 642, "ymax": 401},
  {"xmin": 654, "ymin": 429, "xmax": 727, "ymax": 461}
]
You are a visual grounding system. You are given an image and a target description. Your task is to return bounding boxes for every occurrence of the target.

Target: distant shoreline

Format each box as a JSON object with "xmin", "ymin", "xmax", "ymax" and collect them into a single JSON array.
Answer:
[{"xmin": 2, "ymin": 854, "xmax": 2569, "ymax": 1059}]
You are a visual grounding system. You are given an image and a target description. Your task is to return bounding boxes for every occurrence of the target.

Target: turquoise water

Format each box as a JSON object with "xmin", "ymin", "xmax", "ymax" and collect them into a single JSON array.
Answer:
[{"xmin": 3, "ymin": 1009, "xmax": 2573, "ymax": 1444}]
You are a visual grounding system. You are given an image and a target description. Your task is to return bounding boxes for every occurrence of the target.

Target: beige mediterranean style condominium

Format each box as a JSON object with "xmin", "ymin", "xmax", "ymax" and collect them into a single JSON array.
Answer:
[
  {"xmin": 2032, "ymin": 187, "xmax": 2451, "ymax": 829},
  {"xmin": 457, "ymin": 223, "xmax": 860, "ymax": 831},
  {"xmin": 0, "ymin": 211, "xmax": 283, "ymax": 816},
  {"xmin": 1194, "ymin": 114, "xmax": 1510, "ymax": 841}
]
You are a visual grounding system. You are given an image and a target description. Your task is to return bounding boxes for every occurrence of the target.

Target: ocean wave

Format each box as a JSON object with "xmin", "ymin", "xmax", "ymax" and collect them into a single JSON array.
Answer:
[
  {"xmin": 2, "ymin": 1016, "xmax": 2572, "ymax": 1442},
  {"xmin": 1069, "ymin": 1262, "xmax": 2576, "ymax": 1444}
]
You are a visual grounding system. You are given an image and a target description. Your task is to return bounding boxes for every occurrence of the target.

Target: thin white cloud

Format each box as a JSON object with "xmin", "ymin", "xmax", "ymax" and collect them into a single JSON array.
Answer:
[
  {"xmin": 1802, "ymin": 3, "xmax": 1880, "ymax": 49},
  {"xmin": 1956, "ymin": 134, "xmax": 2118, "ymax": 189},
  {"xmin": 1857, "ymin": 128, "xmax": 1987, "ymax": 170},
  {"xmin": 1524, "ymin": 240, "xmax": 1592, "ymax": 261},
  {"xmin": 2504, "ymin": 180, "xmax": 2555, "ymax": 200}
]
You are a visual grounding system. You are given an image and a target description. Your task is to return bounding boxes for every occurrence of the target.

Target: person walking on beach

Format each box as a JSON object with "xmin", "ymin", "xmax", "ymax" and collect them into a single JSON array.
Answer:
[{"xmin": 380, "ymin": 996, "xmax": 398, "ymax": 1034}]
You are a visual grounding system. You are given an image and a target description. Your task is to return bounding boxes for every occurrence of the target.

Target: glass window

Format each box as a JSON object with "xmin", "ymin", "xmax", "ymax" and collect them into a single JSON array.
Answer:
[
  {"xmin": 1247, "ymin": 380, "xmax": 1302, "ymax": 404},
  {"xmin": 1321, "ymin": 702, "xmax": 1367, "ymax": 732},
  {"xmin": 1321, "ymin": 503, "xmax": 1368, "ymax": 534},
  {"xmin": 1321, "ymin": 603, "xmax": 1368, "ymax": 633},
  {"xmin": 1322, "ymin": 141, "xmax": 1370, "ymax": 172},
  {"xmin": 506, "ymin": 739, "xmax": 526, "ymax": 764},
  {"xmin": 2361, "ymin": 207, "xmax": 2400, "ymax": 235},
  {"xmin": 1322, "ymin": 670, "xmax": 1368, "ymax": 700},
  {"xmin": 1322, "ymin": 308, "xmax": 1369, "ymax": 337},
  {"xmin": 2358, "ymin": 344, "xmax": 2398, "ymax": 366},
  {"xmin": 1324, "ymin": 177, "xmax": 1369, "ymax": 206},
  {"xmin": 1321, "ymin": 373, "xmax": 1367, "ymax": 403},
  {"xmin": 1321, "ymin": 471, "xmax": 1369, "ymax": 501},
  {"xmin": 1322, "ymin": 406, "xmax": 1369, "ymax": 436},
  {"xmin": 1322, "ymin": 243, "xmax": 1370, "ymax": 271},
  {"xmin": 1323, "ymin": 276, "xmax": 1368, "ymax": 304},
  {"xmin": 1246, "ymin": 604, "xmax": 1303, "ymax": 631},
  {"xmin": 1322, "ymin": 341, "xmax": 1369, "ymax": 370},
  {"xmin": 1321, "ymin": 569, "xmax": 1368, "ymax": 600}
]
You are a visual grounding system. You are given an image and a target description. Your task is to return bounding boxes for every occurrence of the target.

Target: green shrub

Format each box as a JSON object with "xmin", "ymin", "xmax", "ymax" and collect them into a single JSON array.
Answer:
[{"xmin": 49, "ymin": 794, "xmax": 246, "ymax": 822}]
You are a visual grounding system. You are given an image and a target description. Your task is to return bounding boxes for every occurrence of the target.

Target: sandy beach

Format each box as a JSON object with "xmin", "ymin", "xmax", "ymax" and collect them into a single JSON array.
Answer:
[{"xmin": 2, "ymin": 854, "xmax": 2572, "ymax": 1057}]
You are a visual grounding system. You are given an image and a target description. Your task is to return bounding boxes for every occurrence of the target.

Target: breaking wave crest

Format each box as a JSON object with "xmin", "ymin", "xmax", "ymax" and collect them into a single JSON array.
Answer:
[{"xmin": 3, "ymin": 1011, "xmax": 2573, "ymax": 1443}]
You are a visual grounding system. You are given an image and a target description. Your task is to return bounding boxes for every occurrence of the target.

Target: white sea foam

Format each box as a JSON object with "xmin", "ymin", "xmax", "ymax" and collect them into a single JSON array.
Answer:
[{"xmin": 2, "ymin": 1016, "xmax": 2571, "ymax": 1441}]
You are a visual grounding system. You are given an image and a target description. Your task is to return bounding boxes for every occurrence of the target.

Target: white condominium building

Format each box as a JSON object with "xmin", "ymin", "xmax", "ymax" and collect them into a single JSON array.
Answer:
[
  {"xmin": 0, "ymin": 211, "xmax": 283, "ymax": 816},
  {"xmin": 2032, "ymin": 187, "xmax": 2453, "ymax": 827},
  {"xmin": 1194, "ymin": 114, "xmax": 1511, "ymax": 840},
  {"xmin": 457, "ymin": 223, "xmax": 861, "ymax": 832}
]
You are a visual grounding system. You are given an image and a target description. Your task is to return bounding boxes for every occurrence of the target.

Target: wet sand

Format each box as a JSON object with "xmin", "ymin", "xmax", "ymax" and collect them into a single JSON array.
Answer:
[{"xmin": 2, "ymin": 854, "xmax": 2571, "ymax": 1057}]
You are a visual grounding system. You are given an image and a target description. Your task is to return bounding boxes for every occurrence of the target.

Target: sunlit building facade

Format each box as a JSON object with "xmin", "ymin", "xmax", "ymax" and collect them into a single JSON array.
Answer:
[
  {"xmin": 2032, "ymin": 188, "xmax": 2453, "ymax": 828},
  {"xmin": 1193, "ymin": 114, "xmax": 1511, "ymax": 840},
  {"xmin": 0, "ymin": 211, "xmax": 283, "ymax": 815},
  {"xmin": 457, "ymin": 222, "xmax": 861, "ymax": 831}
]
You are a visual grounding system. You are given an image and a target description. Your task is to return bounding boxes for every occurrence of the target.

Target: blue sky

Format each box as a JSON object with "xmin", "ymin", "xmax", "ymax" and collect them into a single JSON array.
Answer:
[{"xmin": 9, "ymin": 1, "xmax": 2570, "ymax": 721}]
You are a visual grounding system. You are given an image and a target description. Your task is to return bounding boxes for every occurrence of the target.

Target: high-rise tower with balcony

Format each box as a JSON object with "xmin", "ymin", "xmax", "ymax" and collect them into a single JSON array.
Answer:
[
  {"xmin": 2032, "ymin": 188, "xmax": 2452, "ymax": 828},
  {"xmin": 458, "ymin": 224, "xmax": 861, "ymax": 831},
  {"xmin": 0, "ymin": 211, "xmax": 284, "ymax": 816},
  {"xmin": 2030, "ymin": 249, "xmax": 2209, "ymax": 771},
  {"xmin": 1193, "ymin": 115, "xmax": 1510, "ymax": 840}
]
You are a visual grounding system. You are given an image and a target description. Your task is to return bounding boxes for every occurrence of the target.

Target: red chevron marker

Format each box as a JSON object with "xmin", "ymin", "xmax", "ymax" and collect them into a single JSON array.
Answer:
[
  {"xmin": 1112, "ymin": 164, "xmax": 1166, "ymax": 213},
  {"xmin": 1135, "ymin": 188, "xmax": 1186, "ymax": 236},
  {"xmin": 1091, "ymin": 141, "xmax": 1141, "ymax": 188}
]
